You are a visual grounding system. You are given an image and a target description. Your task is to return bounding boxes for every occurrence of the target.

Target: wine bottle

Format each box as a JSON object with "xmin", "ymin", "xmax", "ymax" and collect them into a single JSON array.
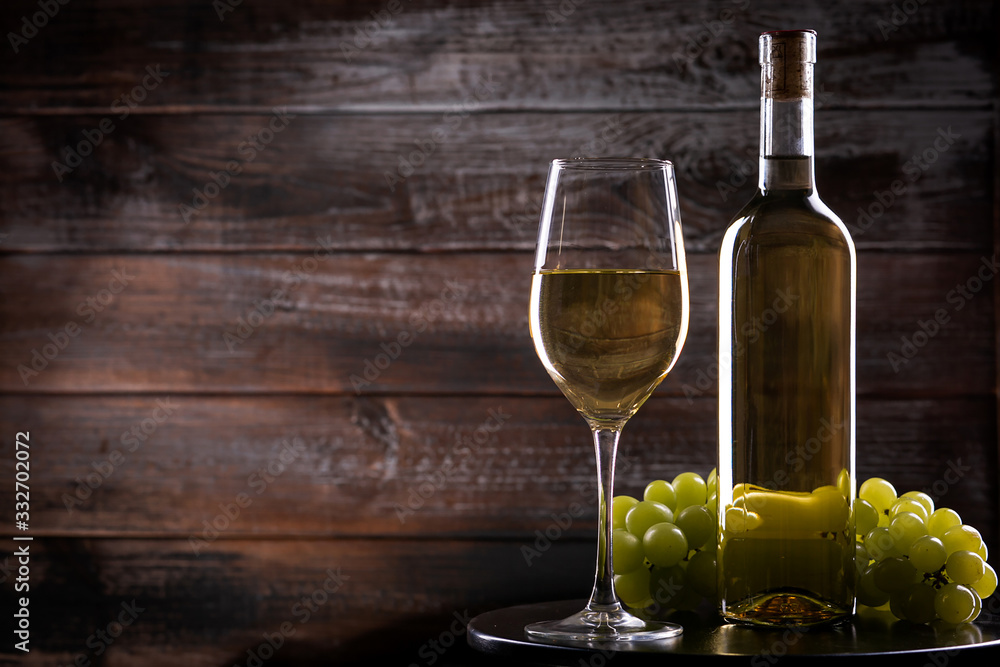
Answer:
[{"xmin": 717, "ymin": 29, "xmax": 857, "ymax": 626}]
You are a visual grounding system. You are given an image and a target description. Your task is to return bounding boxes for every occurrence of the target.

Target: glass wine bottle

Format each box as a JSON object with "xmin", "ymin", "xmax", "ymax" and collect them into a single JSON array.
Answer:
[{"xmin": 717, "ymin": 29, "xmax": 857, "ymax": 626}]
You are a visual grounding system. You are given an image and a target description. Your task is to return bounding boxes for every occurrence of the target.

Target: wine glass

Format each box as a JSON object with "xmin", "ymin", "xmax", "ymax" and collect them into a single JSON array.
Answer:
[{"xmin": 526, "ymin": 158, "xmax": 690, "ymax": 643}]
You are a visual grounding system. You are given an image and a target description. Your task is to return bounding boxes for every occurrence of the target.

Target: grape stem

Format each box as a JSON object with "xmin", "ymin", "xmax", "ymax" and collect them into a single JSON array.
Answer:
[{"xmin": 587, "ymin": 427, "xmax": 625, "ymax": 612}]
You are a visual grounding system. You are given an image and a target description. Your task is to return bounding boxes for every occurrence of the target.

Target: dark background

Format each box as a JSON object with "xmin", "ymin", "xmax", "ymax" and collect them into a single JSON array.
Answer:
[{"xmin": 0, "ymin": 0, "xmax": 997, "ymax": 665}]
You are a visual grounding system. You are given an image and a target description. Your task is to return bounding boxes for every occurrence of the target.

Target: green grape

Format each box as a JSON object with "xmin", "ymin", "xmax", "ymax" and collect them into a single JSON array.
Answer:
[
  {"xmin": 977, "ymin": 542, "xmax": 988, "ymax": 561},
  {"xmin": 612, "ymin": 495, "xmax": 639, "ymax": 530},
  {"xmin": 706, "ymin": 467, "xmax": 718, "ymax": 496},
  {"xmin": 649, "ymin": 564, "xmax": 686, "ymax": 609},
  {"xmin": 945, "ymin": 550, "xmax": 986, "ymax": 586},
  {"xmin": 643, "ymin": 480, "xmax": 677, "ymax": 511},
  {"xmin": 901, "ymin": 490, "xmax": 935, "ymax": 516},
  {"xmin": 888, "ymin": 511, "xmax": 927, "ymax": 554},
  {"xmin": 865, "ymin": 527, "xmax": 898, "ymax": 561},
  {"xmin": 891, "ymin": 498, "xmax": 930, "ymax": 523},
  {"xmin": 934, "ymin": 583, "xmax": 978, "ymax": 625},
  {"xmin": 855, "ymin": 542, "xmax": 871, "ymax": 573},
  {"xmin": 643, "ymin": 522, "xmax": 688, "ymax": 567},
  {"xmin": 888, "ymin": 591, "xmax": 910, "ymax": 622},
  {"xmin": 908, "ymin": 535, "xmax": 947, "ymax": 573},
  {"xmin": 686, "ymin": 548, "xmax": 717, "ymax": 598},
  {"xmin": 675, "ymin": 505, "xmax": 715, "ymax": 550},
  {"xmin": 625, "ymin": 500, "xmax": 673, "ymax": 538},
  {"xmin": 927, "ymin": 508, "xmax": 962, "ymax": 539},
  {"xmin": 837, "ymin": 468, "xmax": 852, "ymax": 499},
  {"xmin": 672, "ymin": 582, "xmax": 705, "ymax": 611},
  {"xmin": 858, "ymin": 564, "xmax": 890, "ymax": 607},
  {"xmin": 855, "ymin": 499, "xmax": 879, "ymax": 537},
  {"xmin": 724, "ymin": 506, "xmax": 763, "ymax": 533},
  {"xmin": 941, "ymin": 525, "xmax": 983, "ymax": 557},
  {"xmin": 972, "ymin": 562, "xmax": 997, "ymax": 599},
  {"xmin": 859, "ymin": 477, "xmax": 897, "ymax": 514},
  {"xmin": 614, "ymin": 567, "xmax": 651, "ymax": 606},
  {"xmin": 612, "ymin": 529, "xmax": 644, "ymax": 574},
  {"xmin": 873, "ymin": 556, "xmax": 919, "ymax": 593},
  {"xmin": 969, "ymin": 589, "xmax": 983, "ymax": 623},
  {"xmin": 900, "ymin": 582, "xmax": 938, "ymax": 624},
  {"xmin": 672, "ymin": 472, "xmax": 707, "ymax": 511}
]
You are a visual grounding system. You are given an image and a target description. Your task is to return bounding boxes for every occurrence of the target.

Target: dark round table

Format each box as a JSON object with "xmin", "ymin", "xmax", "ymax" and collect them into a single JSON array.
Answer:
[{"xmin": 468, "ymin": 599, "xmax": 1000, "ymax": 666}]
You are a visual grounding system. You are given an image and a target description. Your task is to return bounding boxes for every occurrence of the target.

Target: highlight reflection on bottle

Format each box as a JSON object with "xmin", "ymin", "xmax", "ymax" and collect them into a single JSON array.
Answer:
[{"xmin": 717, "ymin": 30, "xmax": 857, "ymax": 626}]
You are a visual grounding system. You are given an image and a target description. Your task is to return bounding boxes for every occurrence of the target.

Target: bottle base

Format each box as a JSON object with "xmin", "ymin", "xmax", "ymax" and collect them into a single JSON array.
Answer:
[{"xmin": 721, "ymin": 590, "xmax": 853, "ymax": 627}]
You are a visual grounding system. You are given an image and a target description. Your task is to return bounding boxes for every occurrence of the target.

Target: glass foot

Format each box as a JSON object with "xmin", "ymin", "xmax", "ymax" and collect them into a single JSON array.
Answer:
[{"xmin": 525, "ymin": 605, "xmax": 682, "ymax": 644}]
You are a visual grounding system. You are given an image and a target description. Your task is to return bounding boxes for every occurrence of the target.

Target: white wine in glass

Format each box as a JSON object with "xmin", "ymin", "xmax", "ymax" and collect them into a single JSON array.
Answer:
[{"xmin": 526, "ymin": 158, "xmax": 690, "ymax": 643}]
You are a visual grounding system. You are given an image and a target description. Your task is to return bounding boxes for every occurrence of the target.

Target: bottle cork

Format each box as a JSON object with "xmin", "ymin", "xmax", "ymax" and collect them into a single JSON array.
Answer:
[{"xmin": 759, "ymin": 29, "xmax": 816, "ymax": 101}]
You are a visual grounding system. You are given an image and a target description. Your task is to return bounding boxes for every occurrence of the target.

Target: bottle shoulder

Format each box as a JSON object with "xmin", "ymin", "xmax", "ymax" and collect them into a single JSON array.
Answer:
[{"xmin": 722, "ymin": 189, "xmax": 855, "ymax": 254}]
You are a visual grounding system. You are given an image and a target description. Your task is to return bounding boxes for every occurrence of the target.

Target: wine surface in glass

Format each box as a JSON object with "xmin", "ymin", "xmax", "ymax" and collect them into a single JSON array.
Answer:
[{"xmin": 530, "ymin": 268, "xmax": 687, "ymax": 426}]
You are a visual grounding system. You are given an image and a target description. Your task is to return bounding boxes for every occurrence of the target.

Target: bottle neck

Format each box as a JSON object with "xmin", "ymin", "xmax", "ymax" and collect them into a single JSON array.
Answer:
[
  {"xmin": 758, "ymin": 32, "xmax": 816, "ymax": 193},
  {"xmin": 759, "ymin": 95, "xmax": 815, "ymax": 192}
]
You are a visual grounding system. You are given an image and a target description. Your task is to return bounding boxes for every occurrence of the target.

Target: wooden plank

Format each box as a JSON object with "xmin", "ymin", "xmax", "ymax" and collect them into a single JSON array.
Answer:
[
  {"xmin": 0, "ymin": 537, "xmax": 593, "ymax": 665},
  {"xmin": 0, "ymin": 0, "xmax": 992, "ymax": 112},
  {"xmin": 0, "ymin": 395, "xmax": 994, "ymax": 546},
  {"xmin": 0, "ymin": 110, "xmax": 991, "ymax": 253},
  {"xmin": 0, "ymin": 253, "xmax": 993, "ymax": 396}
]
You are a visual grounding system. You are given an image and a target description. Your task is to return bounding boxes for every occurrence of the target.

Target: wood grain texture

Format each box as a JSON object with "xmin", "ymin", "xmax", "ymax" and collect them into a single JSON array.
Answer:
[
  {"xmin": 0, "ymin": 110, "xmax": 992, "ymax": 253},
  {"xmin": 0, "ymin": 253, "xmax": 994, "ymax": 395},
  {"xmin": 0, "ymin": 537, "xmax": 592, "ymax": 666},
  {"xmin": 0, "ymin": 395, "xmax": 995, "ymax": 546},
  {"xmin": 0, "ymin": 0, "xmax": 997, "ymax": 660},
  {"xmin": 0, "ymin": 0, "xmax": 993, "ymax": 112}
]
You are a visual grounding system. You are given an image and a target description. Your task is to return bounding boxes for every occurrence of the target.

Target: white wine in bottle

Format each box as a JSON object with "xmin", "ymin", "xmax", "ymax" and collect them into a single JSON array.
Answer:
[{"xmin": 717, "ymin": 30, "xmax": 857, "ymax": 626}]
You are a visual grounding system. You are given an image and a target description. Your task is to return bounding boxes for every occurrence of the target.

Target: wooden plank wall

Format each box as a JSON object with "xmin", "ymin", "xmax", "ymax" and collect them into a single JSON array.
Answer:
[{"xmin": 0, "ymin": 0, "xmax": 996, "ymax": 664}]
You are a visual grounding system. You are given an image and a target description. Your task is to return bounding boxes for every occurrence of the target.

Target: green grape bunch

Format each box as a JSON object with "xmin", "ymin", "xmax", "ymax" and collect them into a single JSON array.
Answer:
[
  {"xmin": 612, "ymin": 472, "xmax": 997, "ymax": 625},
  {"xmin": 856, "ymin": 477, "xmax": 996, "ymax": 624},
  {"xmin": 611, "ymin": 470, "xmax": 719, "ymax": 613}
]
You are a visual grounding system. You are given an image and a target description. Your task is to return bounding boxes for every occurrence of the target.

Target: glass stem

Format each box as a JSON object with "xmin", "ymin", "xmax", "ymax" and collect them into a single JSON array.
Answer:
[{"xmin": 586, "ymin": 427, "xmax": 623, "ymax": 612}]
